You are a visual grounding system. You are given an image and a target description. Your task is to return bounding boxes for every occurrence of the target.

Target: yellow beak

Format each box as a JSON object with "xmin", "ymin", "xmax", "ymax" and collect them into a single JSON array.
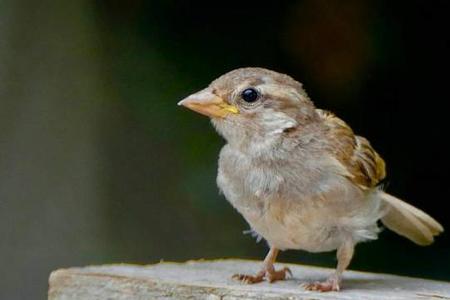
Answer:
[{"xmin": 178, "ymin": 90, "xmax": 239, "ymax": 118}]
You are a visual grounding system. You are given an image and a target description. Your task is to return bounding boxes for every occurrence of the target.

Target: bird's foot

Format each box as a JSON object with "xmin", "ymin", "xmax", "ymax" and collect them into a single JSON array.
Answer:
[
  {"xmin": 303, "ymin": 276, "xmax": 340, "ymax": 292},
  {"xmin": 232, "ymin": 266, "xmax": 292, "ymax": 284},
  {"xmin": 232, "ymin": 272, "xmax": 264, "ymax": 284}
]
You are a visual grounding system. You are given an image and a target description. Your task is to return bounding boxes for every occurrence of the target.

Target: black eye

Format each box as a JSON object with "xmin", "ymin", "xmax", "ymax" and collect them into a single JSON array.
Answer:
[{"xmin": 241, "ymin": 88, "xmax": 259, "ymax": 103}]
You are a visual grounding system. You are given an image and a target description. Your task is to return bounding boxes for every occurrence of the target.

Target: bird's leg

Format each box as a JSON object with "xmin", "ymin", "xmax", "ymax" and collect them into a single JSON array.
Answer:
[
  {"xmin": 304, "ymin": 239, "xmax": 354, "ymax": 292},
  {"xmin": 232, "ymin": 248, "xmax": 292, "ymax": 284}
]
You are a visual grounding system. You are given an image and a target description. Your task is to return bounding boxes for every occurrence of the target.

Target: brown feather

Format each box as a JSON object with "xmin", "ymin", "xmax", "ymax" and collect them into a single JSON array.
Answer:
[
  {"xmin": 316, "ymin": 109, "xmax": 385, "ymax": 188},
  {"xmin": 315, "ymin": 109, "xmax": 443, "ymax": 245},
  {"xmin": 380, "ymin": 192, "xmax": 444, "ymax": 245}
]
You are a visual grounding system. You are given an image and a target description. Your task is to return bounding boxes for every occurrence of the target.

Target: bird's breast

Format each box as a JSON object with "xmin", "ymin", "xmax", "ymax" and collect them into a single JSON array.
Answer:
[
  {"xmin": 216, "ymin": 144, "xmax": 378, "ymax": 252},
  {"xmin": 217, "ymin": 145, "xmax": 285, "ymax": 207},
  {"xmin": 217, "ymin": 145, "xmax": 327, "ymax": 250},
  {"xmin": 217, "ymin": 144, "xmax": 321, "ymax": 207}
]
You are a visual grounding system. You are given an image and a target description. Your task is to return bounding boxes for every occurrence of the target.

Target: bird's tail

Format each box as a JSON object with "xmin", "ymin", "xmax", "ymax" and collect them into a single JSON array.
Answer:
[{"xmin": 379, "ymin": 191, "xmax": 444, "ymax": 246}]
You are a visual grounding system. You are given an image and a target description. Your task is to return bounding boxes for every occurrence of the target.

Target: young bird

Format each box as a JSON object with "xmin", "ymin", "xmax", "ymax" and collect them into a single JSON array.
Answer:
[{"xmin": 178, "ymin": 67, "xmax": 443, "ymax": 292}]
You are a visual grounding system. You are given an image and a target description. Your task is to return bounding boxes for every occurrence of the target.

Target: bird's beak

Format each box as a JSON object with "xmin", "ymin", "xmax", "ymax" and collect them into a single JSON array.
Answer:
[{"xmin": 178, "ymin": 90, "xmax": 239, "ymax": 118}]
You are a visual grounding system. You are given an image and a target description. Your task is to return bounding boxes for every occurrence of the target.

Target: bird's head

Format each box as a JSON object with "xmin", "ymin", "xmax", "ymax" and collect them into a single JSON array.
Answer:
[{"xmin": 178, "ymin": 68, "xmax": 316, "ymax": 149}]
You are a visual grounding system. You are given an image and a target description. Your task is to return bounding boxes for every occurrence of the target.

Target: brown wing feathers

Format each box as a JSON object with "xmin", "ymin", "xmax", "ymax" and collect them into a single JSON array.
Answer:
[
  {"xmin": 316, "ymin": 109, "xmax": 385, "ymax": 188},
  {"xmin": 316, "ymin": 109, "xmax": 443, "ymax": 245}
]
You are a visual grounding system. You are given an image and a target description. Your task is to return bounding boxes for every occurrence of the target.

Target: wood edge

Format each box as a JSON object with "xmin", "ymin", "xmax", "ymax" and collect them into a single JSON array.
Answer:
[
  {"xmin": 47, "ymin": 264, "xmax": 289, "ymax": 300},
  {"xmin": 49, "ymin": 258, "xmax": 450, "ymax": 285}
]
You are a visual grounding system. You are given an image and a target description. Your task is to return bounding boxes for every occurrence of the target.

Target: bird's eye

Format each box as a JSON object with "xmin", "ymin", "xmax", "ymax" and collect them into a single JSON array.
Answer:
[{"xmin": 241, "ymin": 88, "xmax": 260, "ymax": 103}]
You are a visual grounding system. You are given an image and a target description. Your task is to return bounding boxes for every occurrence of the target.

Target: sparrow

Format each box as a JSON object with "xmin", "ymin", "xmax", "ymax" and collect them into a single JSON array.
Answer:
[{"xmin": 178, "ymin": 67, "xmax": 443, "ymax": 292}]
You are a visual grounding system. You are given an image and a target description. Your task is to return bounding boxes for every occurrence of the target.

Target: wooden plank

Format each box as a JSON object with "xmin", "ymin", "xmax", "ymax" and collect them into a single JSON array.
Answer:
[{"xmin": 48, "ymin": 259, "xmax": 450, "ymax": 300}]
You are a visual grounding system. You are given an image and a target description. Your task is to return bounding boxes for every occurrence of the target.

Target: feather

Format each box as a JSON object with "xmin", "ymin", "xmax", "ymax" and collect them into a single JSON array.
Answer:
[
  {"xmin": 316, "ymin": 109, "xmax": 386, "ymax": 188},
  {"xmin": 380, "ymin": 191, "xmax": 443, "ymax": 245}
]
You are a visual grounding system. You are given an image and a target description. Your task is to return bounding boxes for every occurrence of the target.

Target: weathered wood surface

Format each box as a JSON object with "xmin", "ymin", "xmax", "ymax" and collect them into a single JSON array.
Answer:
[{"xmin": 49, "ymin": 259, "xmax": 450, "ymax": 300}]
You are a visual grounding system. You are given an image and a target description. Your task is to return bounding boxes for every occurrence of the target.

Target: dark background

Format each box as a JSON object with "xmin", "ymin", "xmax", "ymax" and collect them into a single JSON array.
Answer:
[{"xmin": 1, "ymin": 0, "xmax": 449, "ymax": 299}]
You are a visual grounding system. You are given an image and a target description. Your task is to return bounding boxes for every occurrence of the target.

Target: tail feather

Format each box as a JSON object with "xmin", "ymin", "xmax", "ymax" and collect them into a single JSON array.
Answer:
[{"xmin": 380, "ymin": 192, "xmax": 444, "ymax": 246}]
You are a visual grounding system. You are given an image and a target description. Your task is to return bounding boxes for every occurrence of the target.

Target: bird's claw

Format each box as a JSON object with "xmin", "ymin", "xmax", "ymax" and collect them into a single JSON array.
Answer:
[
  {"xmin": 232, "ymin": 266, "xmax": 292, "ymax": 284},
  {"xmin": 232, "ymin": 273, "xmax": 264, "ymax": 284},
  {"xmin": 267, "ymin": 267, "xmax": 292, "ymax": 283},
  {"xmin": 302, "ymin": 277, "xmax": 340, "ymax": 292}
]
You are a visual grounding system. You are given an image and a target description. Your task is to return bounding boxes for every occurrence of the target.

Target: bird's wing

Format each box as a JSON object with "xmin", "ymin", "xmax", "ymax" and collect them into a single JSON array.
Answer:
[
  {"xmin": 315, "ymin": 110, "xmax": 443, "ymax": 245},
  {"xmin": 316, "ymin": 109, "xmax": 386, "ymax": 188}
]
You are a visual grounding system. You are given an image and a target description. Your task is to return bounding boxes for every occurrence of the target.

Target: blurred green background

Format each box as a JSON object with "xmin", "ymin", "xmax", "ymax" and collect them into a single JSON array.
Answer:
[{"xmin": 1, "ymin": 0, "xmax": 449, "ymax": 298}]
